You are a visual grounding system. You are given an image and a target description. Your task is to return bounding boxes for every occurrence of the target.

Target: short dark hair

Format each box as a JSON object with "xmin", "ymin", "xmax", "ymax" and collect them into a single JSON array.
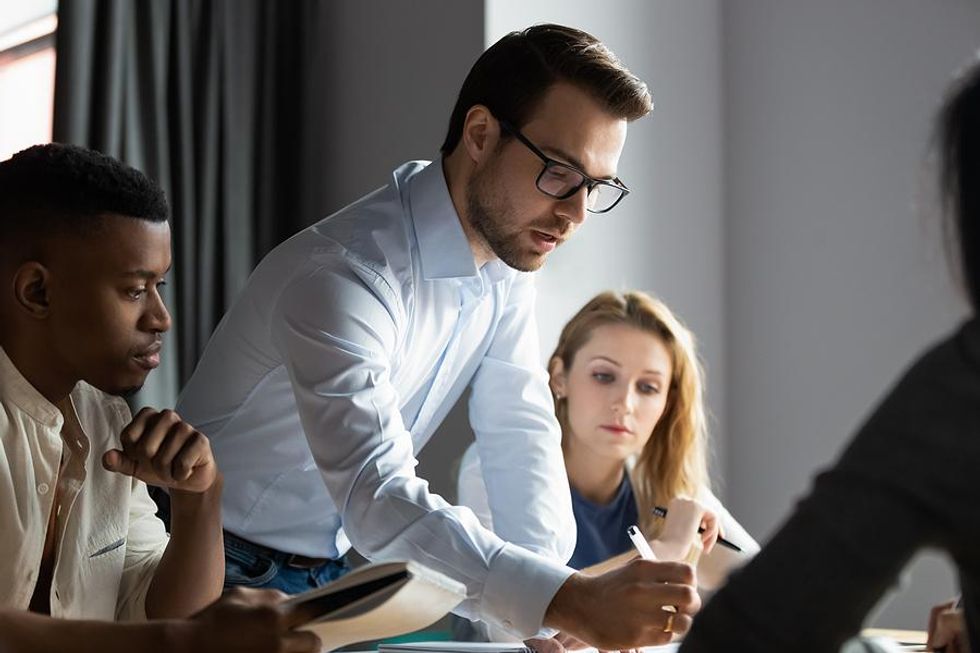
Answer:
[
  {"xmin": 0, "ymin": 143, "xmax": 168, "ymax": 246},
  {"xmin": 939, "ymin": 61, "xmax": 980, "ymax": 312},
  {"xmin": 440, "ymin": 23, "xmax": 652, "ymax": 155}
]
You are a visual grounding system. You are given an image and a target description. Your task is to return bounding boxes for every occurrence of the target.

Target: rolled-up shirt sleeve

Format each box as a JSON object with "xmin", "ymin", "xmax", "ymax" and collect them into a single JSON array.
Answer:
[
  {"xmin": 115, "ymin": 479, "xmax": 169, "ymax": 621},
  {"xmin": 270, "ymin": 260, "xmax": 573, "ymax": 637}
]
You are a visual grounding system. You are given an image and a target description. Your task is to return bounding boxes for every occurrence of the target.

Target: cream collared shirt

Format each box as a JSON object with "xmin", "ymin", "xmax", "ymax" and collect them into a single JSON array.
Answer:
[{"xmin": 0, "ymin": 346, "xmax": 169, "ymax": 621}]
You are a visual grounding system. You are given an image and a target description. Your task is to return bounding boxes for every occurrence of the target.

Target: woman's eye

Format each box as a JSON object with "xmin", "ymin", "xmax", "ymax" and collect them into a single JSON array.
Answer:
[
  {"xmin": 639, "ymin": 382, "xmax": 660, "ymax": 395},
  {"xmin": 592, "ymin": 372, "xmax": 614, "ymax": 383}
]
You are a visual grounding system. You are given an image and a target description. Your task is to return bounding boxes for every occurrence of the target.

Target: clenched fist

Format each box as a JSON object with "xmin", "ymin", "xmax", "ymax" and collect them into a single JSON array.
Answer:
[{"xmin": 103, "ymin": 407, "xmax": 217, "ymax": 493}]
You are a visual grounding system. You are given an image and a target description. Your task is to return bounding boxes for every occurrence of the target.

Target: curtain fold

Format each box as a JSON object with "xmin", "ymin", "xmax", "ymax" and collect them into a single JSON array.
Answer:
[{"xmin": 53, "ymin": 0, "xmax": 321, "ymax": 408}]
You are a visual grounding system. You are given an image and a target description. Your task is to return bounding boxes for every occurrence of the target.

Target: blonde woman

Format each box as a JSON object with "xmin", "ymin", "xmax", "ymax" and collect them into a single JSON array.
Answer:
[{"xmin": 458, "ymin": 291, "xmax": 758, "ymax": 589}]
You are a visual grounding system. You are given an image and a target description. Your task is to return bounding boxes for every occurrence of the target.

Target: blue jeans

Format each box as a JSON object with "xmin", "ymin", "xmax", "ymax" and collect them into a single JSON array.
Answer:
[
  {"xmin": 149, "ymin": 489, "xmax": 350, "ymax": 594},
  {"xmin": 223, "ymin": 531, "xmax": 350, "ymax": 595}
]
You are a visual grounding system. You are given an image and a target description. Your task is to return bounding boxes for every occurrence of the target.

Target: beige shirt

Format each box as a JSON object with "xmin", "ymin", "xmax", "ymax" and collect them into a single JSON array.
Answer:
[{"xmin": 0, "ymin": 346, "xmax": 169, "ymax": 621}]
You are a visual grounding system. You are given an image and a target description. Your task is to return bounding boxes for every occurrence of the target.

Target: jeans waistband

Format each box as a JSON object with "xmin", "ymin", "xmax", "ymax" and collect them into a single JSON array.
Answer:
[{"xmin": 224, "ymin": 529, "xmax": 339, "ymax": 570}]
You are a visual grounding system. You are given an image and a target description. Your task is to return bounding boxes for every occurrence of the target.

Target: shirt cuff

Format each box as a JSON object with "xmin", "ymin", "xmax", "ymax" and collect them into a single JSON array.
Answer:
[{"xmin": 482, "ymin": 542, "xmax": 576, "ymax": 638}]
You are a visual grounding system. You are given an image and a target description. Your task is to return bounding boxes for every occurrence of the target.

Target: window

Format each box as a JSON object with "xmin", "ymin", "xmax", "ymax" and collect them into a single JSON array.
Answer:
[{"xmin": 0, "ymin": 12, "xmax": 57, "ymax": 161}]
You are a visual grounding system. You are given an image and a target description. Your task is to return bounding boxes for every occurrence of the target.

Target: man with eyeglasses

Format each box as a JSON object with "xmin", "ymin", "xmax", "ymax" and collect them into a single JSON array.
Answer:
[{"xmin": 177, "ymin": 24, "xmax": 697, "ymax": 650}]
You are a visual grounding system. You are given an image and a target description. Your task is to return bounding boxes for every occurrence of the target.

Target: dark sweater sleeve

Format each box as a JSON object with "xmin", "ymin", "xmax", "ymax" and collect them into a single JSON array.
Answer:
[{"xmin": 681, "ymin": 323, "xmax": 980, "ymax": 652}]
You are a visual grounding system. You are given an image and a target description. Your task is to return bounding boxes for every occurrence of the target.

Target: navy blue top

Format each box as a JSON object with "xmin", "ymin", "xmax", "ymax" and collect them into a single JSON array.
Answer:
[{"xmin": 567, "ymin": 473, "xmax": 639, "ymax": 569}]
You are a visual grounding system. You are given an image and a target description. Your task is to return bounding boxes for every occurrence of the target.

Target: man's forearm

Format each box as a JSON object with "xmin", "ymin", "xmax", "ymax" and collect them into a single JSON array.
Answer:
[
  {"xmin": 146, "ymin": 474, "xmax": 225, "ymax": 618},
  {"xmin": 0, "ymin": 609, "xmax": 179, "ymax": 653}
]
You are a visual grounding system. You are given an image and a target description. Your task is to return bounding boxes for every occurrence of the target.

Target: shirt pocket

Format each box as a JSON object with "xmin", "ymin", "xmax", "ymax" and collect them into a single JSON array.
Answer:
[{"xmin": 71, "ymin": 533, "xmax": 127, "ymax": 619}]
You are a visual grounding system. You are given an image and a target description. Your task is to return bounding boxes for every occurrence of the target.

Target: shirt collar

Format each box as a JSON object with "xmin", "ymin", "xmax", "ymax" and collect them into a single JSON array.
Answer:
[
  {"xmin": 0, "ymin": 346, "xmax": 64, "ymax": 428},
  {"xmin": 407, "ymin": 159, "xmax": 482, "ymax": 281}
]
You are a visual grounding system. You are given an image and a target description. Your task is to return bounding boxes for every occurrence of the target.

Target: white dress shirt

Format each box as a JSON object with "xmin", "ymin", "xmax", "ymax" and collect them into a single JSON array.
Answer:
[
  {"xmin": 176, "ymin": 160, "xmax": 576, "ymax": 636},
  {"xmin": 0, "ymin": 347, "xmax": 169, "ymax": 620}
]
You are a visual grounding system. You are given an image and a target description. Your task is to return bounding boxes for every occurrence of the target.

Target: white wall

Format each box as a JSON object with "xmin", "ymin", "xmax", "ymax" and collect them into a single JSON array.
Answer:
[
  {"xmin": 723, "ymin": 0, "xmax": 980, "ymax": 628},
  {"xmin": 487, "ymin": 0, "xmax": 730, "ymax": 487},
  {"xmin": 0, "ymin": 0, "xmax": 56, "ymax": 36}
]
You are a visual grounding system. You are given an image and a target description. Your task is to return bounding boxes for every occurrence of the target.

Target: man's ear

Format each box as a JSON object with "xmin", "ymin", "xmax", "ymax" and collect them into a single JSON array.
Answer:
[
  {"xmin": 12, "ymin": 262, "xmax": 52, "ymax": 320},
  {"xmin": 461, "ymin": 105, "xmax": 500, "ymax": 165},
  {"xmin": 549, "ymin": 356, "xmax": 567, "ymax": 398}
]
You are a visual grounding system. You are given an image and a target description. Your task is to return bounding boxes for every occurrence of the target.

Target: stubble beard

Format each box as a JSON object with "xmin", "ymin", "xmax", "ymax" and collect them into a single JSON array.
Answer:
[{"xmin": 466, "ymin": 170, "xmax": 544, "ymax": 273}]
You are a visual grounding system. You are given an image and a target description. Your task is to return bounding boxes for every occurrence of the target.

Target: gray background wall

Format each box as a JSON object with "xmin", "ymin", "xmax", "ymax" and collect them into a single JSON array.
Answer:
[
  {"xmin": 304, "ymin": 1, "xmax": 484, "ymax": 218},
  {"xmin": 723, "ymin": 0, "xmax": 980, "ymax": 628}
]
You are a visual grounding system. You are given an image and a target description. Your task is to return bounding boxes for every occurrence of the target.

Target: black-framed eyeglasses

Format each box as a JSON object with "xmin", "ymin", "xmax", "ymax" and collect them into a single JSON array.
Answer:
[{"xmin": 498, "ymin": 119, "xmax": 630, "ymax": 213}]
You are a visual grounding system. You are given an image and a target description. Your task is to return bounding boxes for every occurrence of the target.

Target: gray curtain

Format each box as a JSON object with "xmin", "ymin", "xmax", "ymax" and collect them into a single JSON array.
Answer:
[{"xmin": 52, "ymin": 0, "xmax": 322, "ymax": 408}]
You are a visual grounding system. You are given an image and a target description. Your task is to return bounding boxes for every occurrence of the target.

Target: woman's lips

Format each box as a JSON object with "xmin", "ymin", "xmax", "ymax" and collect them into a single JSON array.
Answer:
[{"xmin": 600, "ymin": 424, "xmax": 631, "ymax": 435}]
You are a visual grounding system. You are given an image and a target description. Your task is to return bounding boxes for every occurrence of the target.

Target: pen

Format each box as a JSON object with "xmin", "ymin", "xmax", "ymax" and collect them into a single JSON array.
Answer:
[
  {"xmin": 627, "ymin": 524, "xmax": 658, "ymax": 560},
  {"xmin": 652, "ymin": 505, "xmax": 743, "ymax": 552},
  {"xmin": 629, "ymin": 524, "xmax": 679, "ymax": 633}
]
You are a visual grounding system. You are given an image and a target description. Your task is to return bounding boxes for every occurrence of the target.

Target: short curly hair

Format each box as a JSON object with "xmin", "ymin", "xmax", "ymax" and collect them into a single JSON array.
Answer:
[{"xmin": 0, "ymin": 143, "xmax": 168, "ymax": 245}]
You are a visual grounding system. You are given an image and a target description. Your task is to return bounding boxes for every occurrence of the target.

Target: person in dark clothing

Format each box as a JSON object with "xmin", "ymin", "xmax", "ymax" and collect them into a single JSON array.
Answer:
[{"xmin": 679, "ymin": 61, "xmax": 980, "ymax": 653}]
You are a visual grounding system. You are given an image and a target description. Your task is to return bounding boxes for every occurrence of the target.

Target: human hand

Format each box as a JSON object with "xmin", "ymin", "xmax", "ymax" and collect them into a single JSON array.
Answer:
[
  {"xmin": 526, "ymin": 636, "xmax": 567, "ymax": 653},
  {"xmin": 697, "ymin": 506, "xmax": 719, "ymax": 554},
  {"xmin": 550, "ymin": 631, "xmax": 589, "ymax": 650},
  {"xmin": 175, "ymin": 588, "xmax": 321, "ymax": 653},
  {"xmin": 544, "ymin": 559, "xmax": 700, "ymax": 650},
  {"xmin": 103, "ymin": 407, "xmax": 217, "ymax": 493},
  {"xmin": 652, "ymin": 497, "xmax": 718, "ymax": 559},
  {"xmin": 927, "ymin": 598, "xmax": 966, "ymax": 653}
]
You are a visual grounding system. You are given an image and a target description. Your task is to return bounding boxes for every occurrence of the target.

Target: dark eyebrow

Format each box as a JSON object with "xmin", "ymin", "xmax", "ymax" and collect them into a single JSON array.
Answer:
[
  {"xmin": 122, "ymin": 264, "xmax": 172, "ymax": 280},
  {"xmin": 540, "ymin": 145, "xmax": 617, "ymax": 182}
]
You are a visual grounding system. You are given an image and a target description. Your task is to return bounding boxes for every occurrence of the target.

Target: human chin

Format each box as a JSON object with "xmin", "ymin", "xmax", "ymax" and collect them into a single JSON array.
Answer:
[
  {"xmin": 93, "ymin": 364, "xmax": 150, "ymax": 398},
  {"xmin": 103, "ymin": 377, "xmax": 146, "ymax": 398},
  {"xmin": 467, "ymin": 178, "xmax": 540, "ymax": 270},
  {"xmin": 116, "ymin": 384, "xmax": 145, "ymax": 399},
  {"xmin": 495, "ymin": 240, "xmax": 546, "ymax": 272},
  {"xmin": 481, "ymin": 226, "xmax": 549, "ymax": 272}
]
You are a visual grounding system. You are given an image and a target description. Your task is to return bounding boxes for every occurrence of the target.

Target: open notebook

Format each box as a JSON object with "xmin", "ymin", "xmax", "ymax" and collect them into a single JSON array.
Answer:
[{"xmin": 280, "ymin": 560, "xmax": 466, "ymax": 651}]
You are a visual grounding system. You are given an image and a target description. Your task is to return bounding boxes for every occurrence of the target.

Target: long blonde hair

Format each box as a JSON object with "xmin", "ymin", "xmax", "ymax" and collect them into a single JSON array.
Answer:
[{"xmin": 550, "ymin": 291, "xmax": 709, "ymax": 536}]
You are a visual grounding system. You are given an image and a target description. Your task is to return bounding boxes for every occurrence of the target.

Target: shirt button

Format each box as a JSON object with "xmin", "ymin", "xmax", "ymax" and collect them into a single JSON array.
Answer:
[{"xmin": 37, "ymin": 483, "xmax": 50, "ymax": 495}]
